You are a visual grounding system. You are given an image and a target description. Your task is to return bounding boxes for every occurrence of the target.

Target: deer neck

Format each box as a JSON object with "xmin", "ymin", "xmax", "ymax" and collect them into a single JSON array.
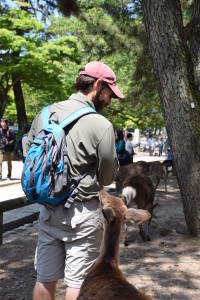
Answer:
[{"xmin": 99, "ymin": 218, "xmax": 122, "ymax": 267}]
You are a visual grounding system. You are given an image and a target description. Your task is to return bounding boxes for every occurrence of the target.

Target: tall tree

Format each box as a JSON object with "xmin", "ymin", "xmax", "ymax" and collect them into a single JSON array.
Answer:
[
  {"xmin": 141, "ymin": 0, "xmax": 200, "ymax": 237},
  {"xmin": 0, "ymin": 4, "xmax": 81, "ymax": 127}
]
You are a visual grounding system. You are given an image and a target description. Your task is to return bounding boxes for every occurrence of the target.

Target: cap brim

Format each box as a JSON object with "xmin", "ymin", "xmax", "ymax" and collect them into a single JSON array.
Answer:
[{"xmin": 108, "ymin": 84, "xmax": 124, "ymax": 99}]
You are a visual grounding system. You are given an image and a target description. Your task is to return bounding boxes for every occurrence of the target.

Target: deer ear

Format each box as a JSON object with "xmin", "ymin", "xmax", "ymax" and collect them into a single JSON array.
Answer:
[
  {"xmin": 125, "ymin": 208, "xmax": 151, "ymax": 225},
  {"xmin": 99, "ymin": 189, "xmax": 109, "ymax": 201},
  {"xmin": 102, "ymin": 208, "xmax": 114, "ymax": 223}
]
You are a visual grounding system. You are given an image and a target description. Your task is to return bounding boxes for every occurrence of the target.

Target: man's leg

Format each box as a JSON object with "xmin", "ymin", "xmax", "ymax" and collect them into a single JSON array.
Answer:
[
  {"xmin": 5, "ymin": 152, "xmax": 13, "ymax": 178},
  {"xmin": 34, "ymin": 206, "xmax": 66, "ymax": 300},
  {"xmin": 149, "ymin": 146, "xmax": 153, "ymax": 156},
  {"xmin": 64, "ymin": 204, "xmax": 103, "ymax": 300},
  {"xmin": 0, "ymin": 151, "xmax": 3, "ymax": 179},
  {"xmin": 33, "ymin": 281, "xmax": 57, "ymax": 300},
  {"xmin": 65, "ymin": 287, "xmax": 80, "ymax": 300}
]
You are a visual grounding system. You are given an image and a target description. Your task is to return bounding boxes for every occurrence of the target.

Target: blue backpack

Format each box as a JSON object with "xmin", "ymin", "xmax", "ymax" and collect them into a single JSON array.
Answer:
[{"xmin": 21, "ymin": 105, "xmax": 96, "ymax": 208}]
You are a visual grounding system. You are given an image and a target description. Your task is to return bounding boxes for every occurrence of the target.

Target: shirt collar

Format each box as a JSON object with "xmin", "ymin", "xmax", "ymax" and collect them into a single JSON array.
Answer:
[{"xmin": 68, "ymin": 93, "xmax": 96, "ymax": 110}]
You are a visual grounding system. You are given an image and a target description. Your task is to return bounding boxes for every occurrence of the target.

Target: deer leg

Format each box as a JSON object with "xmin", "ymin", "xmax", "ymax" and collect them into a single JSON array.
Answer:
[
  {"xmin": 164, "ymin": 178, "xmax": 167, "ymax": 192},
  {"xmin": 154, "ymin": 176, "xmax": 160, "ymax": 191},
  {"xmin": 124, "ymin": 222, "xmax": 129, "ymax": 246},
  {"xmin": 163, "ymin": 166, "xmax": 168, "ymax": 192},
  {"xmin": 146, "ymin": 218, "xmax": 152, "ymax": 241},
  {"xmin": 139, "ymin": 224, "xmax": 147, "ymax": 241},
  {"xmin": 164, "ymin": 174, "xmax": 168, "ymax": 192},
  {"xmin": 145, "ymin": 204, "xmax": 153, "ymax": 241}
]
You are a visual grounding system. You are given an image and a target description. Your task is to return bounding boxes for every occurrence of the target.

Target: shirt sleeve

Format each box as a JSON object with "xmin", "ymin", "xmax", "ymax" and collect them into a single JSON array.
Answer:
[
  {"xmin": 96, "ymin": 125, "xmax": 119, "ymax": 186},
  {"xmin": 130, "ymin": 141, "xmax": 138, "ymax": 148},
  {"xmin": 23, "ymin": 111, "xmax": 42, "ymax": 157}
]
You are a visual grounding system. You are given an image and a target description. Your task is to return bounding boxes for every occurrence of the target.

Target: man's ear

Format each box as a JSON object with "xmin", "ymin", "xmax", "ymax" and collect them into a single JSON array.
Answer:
[{"xmin": 94, "ymin": 78, "xmax": 102, "ymax": 89}]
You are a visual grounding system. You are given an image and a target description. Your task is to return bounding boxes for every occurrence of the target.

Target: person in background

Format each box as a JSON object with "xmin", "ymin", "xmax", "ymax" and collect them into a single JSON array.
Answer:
[
  {"xmin": 116, "ymin": 129, "xmax": 125, "ymax": 154},
  {"xmin": 24, "ymin": 61, "xmax": 122, "ymax": 300},
  {"xmin": 116, "ymin": 129, "xmax": 132, "ymax": 166},
  {"xmin": 163, "ymin": 147, "xmax": 173, "ymax": 167},
  {"xmin": 125, "ymin": 132, "xmax": 140, "ymax": 156},
  {"xmin": 164, "ymin": 137, "xmax": 169, "ymax": 154},
  {"xmin": 123, "ymin": 128, "xmax": 128, "ymax": 142},
  {"xmin": 147, "ymin": 134, "xmax": 155, "ymax": 156},
  {"xmin": 22, "ymin": 124, "xmax": 31, "ymax": 162},
  {"xmin": 0, "ymin": 118, "xmax": 16, "ymax": 180},
  {"xmin": 158, "ymin": 137, "xmax": 164, "ymax": 156}
]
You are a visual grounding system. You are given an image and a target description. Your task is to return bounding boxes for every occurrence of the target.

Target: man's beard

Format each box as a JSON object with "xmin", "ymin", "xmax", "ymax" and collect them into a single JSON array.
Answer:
[{"xmin": 92, "ymin": 88, "xmax": 106, "ymax": 113}]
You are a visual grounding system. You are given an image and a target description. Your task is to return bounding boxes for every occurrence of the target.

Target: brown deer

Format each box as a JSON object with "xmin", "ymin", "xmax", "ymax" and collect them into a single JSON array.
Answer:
[
  {"xmin": 122, "ymin": 173, "xmax": 156, "ymax": 244},
  {"xmin": 77, "ymin": 190, "xmax": 153, "ymax": 300},
  {"xmin": 115, "ymin": 161, "xmax": 167, "ymax": 193}
]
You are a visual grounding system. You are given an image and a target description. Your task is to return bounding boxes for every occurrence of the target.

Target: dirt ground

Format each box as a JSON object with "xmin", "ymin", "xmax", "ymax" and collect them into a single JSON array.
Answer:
[{"xmin": 0, "ymin": 176, "xmax": 200, "ymax": 300}]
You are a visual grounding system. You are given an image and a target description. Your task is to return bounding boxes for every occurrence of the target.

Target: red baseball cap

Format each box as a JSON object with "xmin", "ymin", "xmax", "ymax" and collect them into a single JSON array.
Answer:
[{"xmin": 79, "ymin": 61, "xmax": 124, "ymax": 99}]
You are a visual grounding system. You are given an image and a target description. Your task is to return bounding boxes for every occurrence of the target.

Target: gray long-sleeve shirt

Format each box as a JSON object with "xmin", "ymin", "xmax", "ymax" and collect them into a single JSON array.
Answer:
[{"xmin": 25, "ymin": 93, "xmax": 119, "ymax": 201}]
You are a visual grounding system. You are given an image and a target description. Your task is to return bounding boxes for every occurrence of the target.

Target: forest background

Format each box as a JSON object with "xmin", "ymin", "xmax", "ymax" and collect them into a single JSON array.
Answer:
[
  {"xmin": 0, "ymin": 0, "xmax": 165, "ymax": 133},
  {"xmin": 1, "ymin": 1, "xmax": 200, "ymax": 239}
]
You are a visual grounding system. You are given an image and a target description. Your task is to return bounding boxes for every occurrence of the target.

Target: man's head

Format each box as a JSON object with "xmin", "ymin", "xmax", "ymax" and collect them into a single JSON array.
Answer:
[
  {"xmin": 127, "ymin": 133, "xmax": 133, "ymax": 140},
  {"xmin": 0, "ymin": 118, "xmax": 8, "ymax": 129},
  {"xmin": 75, "ymin": 61, "xmax": 124, "ymax": 112}
]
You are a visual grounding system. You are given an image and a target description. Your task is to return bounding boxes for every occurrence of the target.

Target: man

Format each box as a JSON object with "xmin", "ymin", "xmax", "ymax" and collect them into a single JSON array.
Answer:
[
  {"xmin": 22, "ymin": 124, "xmax": 31, "ymax": 162},
  {"xmin": 24, "ymin": 61, "xmax": 124, "ymax": 300},
  {"xmin": 147, "ymin": 134, "xmax": 155, "ymax": 156},
  {"xmin": 125, "ymin": 132, "xmax": 140, "ymax": 156},
  {"xmin": 163, "ymin": 147, "xmax": 173, "ymax": 167},
  {"xmin": 0, "ymin": 118, "xmax": 16, "ymax": 180}
]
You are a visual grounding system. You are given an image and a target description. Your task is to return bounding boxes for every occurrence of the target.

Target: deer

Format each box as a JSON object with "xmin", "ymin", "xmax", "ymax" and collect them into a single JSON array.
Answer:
[
  {"xmin": 77, "ymin": 189, "xmax": 153, "ymax": 300},
  {"xmin": 122, "ymin": 173, "xmax": 156, "ymax": 244},
  {"xmin": 115, "ymin": 161, "xmax": 167, "ymax": 194}
]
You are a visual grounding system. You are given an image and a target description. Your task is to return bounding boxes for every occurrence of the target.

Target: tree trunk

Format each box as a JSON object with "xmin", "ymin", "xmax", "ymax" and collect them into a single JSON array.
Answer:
[
  {"xmin": 12, "ymin": 75, "xmax": 28, "ymax": 130},
  {"xmin": 0, "ymin": 91, "xmax": 8, "ymax": 118},
  {"xmin": 141, "ymin": 0, "xmax": 200, "ymax": 237},
  {"xmin": 190, "ymin": 0, "xmax": 200, "ymax": 95}
]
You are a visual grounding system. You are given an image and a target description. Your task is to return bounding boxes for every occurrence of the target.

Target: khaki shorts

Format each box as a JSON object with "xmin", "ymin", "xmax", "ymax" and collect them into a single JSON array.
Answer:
[{"xmin": 34, "ymin": 198, "xmax": 103, "ymax": 289}]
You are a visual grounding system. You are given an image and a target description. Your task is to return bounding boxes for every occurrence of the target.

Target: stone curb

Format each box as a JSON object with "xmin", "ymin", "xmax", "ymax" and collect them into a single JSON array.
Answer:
[
  {"xmin": 3, "ymin": 211, "xmax": 39, "ymax": 233},
  {"xmin": 0, "ymin": 179, "xmax": 21, "ymax": 187}
]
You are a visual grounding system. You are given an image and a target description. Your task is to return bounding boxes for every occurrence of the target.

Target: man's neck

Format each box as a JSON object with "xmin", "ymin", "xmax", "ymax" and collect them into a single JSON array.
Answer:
[{"xmin": 77, "ymin": 91, "xmax": 94, "ymax": 102}]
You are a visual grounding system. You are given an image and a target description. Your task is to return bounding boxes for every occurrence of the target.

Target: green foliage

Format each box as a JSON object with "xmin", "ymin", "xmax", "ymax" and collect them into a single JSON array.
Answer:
[
  {"xmin": 1, "ymin": 0, "xmax": 194, "ymax": 130},
  {"xmin": 0, "ymin": 5, "xmax": 81, "ymax": 122}
]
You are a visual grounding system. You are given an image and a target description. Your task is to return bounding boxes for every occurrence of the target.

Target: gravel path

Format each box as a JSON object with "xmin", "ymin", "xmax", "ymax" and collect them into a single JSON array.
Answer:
[{"xmin": 0, "ymin": 177, "xmax": 200, "ymax": 300}]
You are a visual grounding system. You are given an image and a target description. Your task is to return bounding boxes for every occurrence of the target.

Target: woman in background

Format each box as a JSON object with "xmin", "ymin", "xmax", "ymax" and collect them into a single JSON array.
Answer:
[{"xmin": 116, "ymin": 129, "xmax": 132, "ymax": 166}]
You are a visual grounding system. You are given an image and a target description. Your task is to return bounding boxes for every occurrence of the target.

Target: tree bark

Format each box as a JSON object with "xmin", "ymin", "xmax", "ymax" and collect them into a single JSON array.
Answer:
[
  {"xmin": 141, "ymin": 0, "xmax": 200, "ymax": 237},
  {"xmin": 0, "ymin": 91, "xmax": 8, "ymax": 118},
  {"xmin": 0, "ymin": 72, "xmax": 11, "ymax": 118},
  {"xmin": 190, "ymin": 0, "xmax": 200, "ymax": 95},
  {"xmin": 12, "ymin": 75, "xmax": 28, "ymax": 130}
]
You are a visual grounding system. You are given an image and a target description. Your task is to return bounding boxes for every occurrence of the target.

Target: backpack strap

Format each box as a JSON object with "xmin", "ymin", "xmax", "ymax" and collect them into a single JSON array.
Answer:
[
  {"xmin": 63, "ymin": 164, "xmax": 94, "ymax": 209},
  {"xmin": 59, "ymin": 106, "xmax": 96, "ymax": 129},
  {"xmin": 59, "ymin": 106, "xmax": 96, "ymax": 208},
  {"xmin": 41, "ymin": 106, "xmax": 50, "ymax": 127},
  {"xmin": 41, "ymin": 106, "xmax": 96, "ymax": 129}
]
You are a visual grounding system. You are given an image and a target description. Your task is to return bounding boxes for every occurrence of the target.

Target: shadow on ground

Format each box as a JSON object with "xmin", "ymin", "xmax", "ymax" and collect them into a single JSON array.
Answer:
[{"xmin": 0, "ymin": 177, "xmax": 200, "ymax": 300}]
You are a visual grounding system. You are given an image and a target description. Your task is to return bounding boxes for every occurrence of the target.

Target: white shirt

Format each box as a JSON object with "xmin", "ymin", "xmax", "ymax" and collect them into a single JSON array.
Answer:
[
  {"xmin": 147, "ymin": 137, "xmax": 155, "ymax": 147},
  {"xmin": 125, "ymin": 140, "xmax": 138, "ymax": 154}
]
